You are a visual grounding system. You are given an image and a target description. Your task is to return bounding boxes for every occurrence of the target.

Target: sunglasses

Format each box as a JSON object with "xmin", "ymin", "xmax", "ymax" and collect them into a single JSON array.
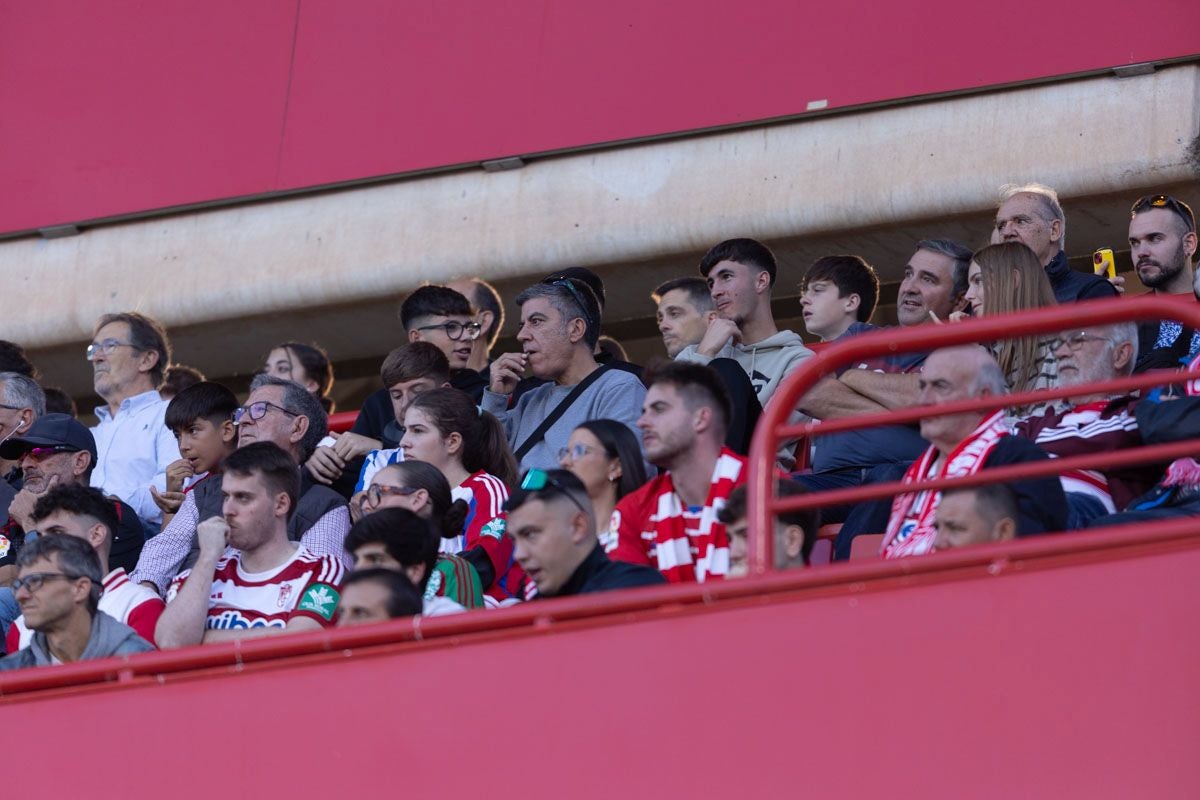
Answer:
[
  {"xmin": 233, "ymin": 401, "xmax": 299, "ymax": 426},
  {"xmin": 1131, "ymin": 194, "xmax": 1196, "ymax": 233},
  {"xmin": 21, "ymin": 445, "xmax": 79, "ymax": 462},
  {"xmin": 545, "ymin": 278, "xmax": 598, "ymax": 327},
  {"xmin": 517, "ymin": 468, "xmax": 590, "ymax": 516}
]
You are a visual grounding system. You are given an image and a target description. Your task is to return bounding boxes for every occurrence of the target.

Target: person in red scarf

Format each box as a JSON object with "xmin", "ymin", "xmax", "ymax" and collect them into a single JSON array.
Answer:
[
  {"xmin": 607, "ymin": 362, "xmax": 745, "ymax": 583},
  {"xmin": 865, "ymin": 345, "xmax": 1067, "ymax": 559}
]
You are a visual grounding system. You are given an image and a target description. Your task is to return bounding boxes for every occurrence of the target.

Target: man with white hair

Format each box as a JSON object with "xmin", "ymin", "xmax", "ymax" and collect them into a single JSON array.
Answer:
[
  {"xmin": 993, "ymin": 183, "xmax": 1117, "ymax": 304},
  {"xmin": 836, "ymin": 346, "xmax": 1067, "ymax": 559}
]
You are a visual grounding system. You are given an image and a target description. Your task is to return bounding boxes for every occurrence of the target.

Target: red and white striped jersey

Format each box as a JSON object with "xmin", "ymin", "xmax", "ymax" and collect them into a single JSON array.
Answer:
[
  {"xmin": 445, "ymin": 470, "xmax": 509, "ymax": 554},
  {"xmin": 6, "ymin": 567, "xmax": 164, "ymax": 652},
  {"xmin": 608, "ymin": 448, "xmax": 746, "ymax": 583},
  {"xmin": 167, "ymin": 545, "xmax": 345, "ymax": 631}
]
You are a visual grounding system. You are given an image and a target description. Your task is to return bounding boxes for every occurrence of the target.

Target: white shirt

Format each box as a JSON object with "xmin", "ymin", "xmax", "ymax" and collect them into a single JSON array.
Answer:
[{"xmin": 91, "ymin": 390, "xmax": 180, "ymax": 526}]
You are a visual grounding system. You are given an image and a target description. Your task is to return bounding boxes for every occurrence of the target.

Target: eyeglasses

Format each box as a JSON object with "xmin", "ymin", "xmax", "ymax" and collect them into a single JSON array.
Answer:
[
  {"xmin": 415, "ymin": 321, "xmax": 482, "ymax": 341},
  {"xmin": 557, "ymin": 443, "xmax": 601, "ymax": 462},
  {"xmin": 1131, "ymin": 194, "xmax": 1196, "ymax": 233},
  {"xmin": 365, "ymin": 484, "xmax": 419, "ymax": 505},
  {"xmin": 1050, "ymin": 332, "xmax": 1116, "ymax": 351},
  {"xmin": 517, "ymin": 468, "xmax": 590, "ymax": 516},
  {"xmin": 546, "ymin": 278, "xmax": 598, "ymax": 327},
  {"xmin": 11, "ymin": 571, "xmax": 87, "ymax": 594},
  {"xmin": 233, "ymin": 401, "xmax": 300, "ymax": 425},
  {"xmin": 85, "ymin": 339, "xmax": 138, "ymax": 361},
  {"xmin": 21, "ymin": 445, "xmax": 78, "ymax": 462}
]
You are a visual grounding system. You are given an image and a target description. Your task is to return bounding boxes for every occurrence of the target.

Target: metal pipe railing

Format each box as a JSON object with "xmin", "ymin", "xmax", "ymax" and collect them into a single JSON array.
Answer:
[{"xmin": 747, "ymin": 294, "xmax": 1200, "ymax": 573}]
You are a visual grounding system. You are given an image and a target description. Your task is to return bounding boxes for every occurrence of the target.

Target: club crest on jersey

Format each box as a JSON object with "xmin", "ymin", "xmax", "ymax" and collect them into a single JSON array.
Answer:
[
  {"xmin": 298, "ymin": 583, "xmax": 340, "ymax": 621},
  {"xmin": 277, "ymin": 583, "xmax": 293, "ymax": 608},
  {"xmin": 0, "ymin": 534, "xmax": 9, "ymax": 560},
  {"xmin": 481, "ymin": 517, "xmax": 506, "ymax": 540}
]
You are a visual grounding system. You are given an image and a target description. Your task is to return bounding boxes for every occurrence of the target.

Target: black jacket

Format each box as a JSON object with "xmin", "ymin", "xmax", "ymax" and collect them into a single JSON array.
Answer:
[
  {"xmin": 1045, "ymin": 250, "xmax": 1117, "ymax": 305},
  {"xmin": 541, "ymin": 543, "xmax": 665, "ymax": 598}
]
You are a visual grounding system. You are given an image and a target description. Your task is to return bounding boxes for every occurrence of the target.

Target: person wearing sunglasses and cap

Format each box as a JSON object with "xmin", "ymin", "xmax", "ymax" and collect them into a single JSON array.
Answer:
[
  {"xmin": 507, "ymin": 469, "xmax": 663, "ymax": 598},
  {"xmin": 1128, "ymin": 193, "xmax": 1199, "ymax": 373},
  {"xmin": 129, "ymin": 374, "xmax": 349, "ymax": 596}
]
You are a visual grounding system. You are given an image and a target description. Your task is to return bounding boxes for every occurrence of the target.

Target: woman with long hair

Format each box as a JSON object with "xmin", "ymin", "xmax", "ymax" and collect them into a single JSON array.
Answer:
[
  {"xmin": 263, "ymin": 341, "xmax": 336, "ymax": 413},
  {"xmin": 400, "ymin": 387, "xmax": 522, "ymax": 602},
  {"xmin": 357, "ymin": 460, "xmax": 484, "ymax": 610},
  {"xmin": 961, "ymin": 242, "xmax": 1058, "ymax": 404},
  {"xmin": 558, "ymin": 419, "xmax": 648, "ymax": 551}
]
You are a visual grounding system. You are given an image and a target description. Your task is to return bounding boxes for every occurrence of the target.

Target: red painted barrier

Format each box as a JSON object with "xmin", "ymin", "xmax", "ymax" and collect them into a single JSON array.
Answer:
[{"xmin": 2, "ymin": 1, "xmax": 1196, "ymax": 235}]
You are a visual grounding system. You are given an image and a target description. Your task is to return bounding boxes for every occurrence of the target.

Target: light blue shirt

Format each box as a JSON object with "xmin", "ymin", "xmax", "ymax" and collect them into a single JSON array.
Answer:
[{"xmin": 91, "ymin": 390, "xmax": 180, "ymax": 526}]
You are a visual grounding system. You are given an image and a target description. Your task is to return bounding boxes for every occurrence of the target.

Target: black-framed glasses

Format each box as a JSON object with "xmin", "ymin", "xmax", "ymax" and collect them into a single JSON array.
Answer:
[
  {"xmin": 546, "ymin": 279, "xmax": 598, "ymax": 327},
  {"xmin": 415, "ymin": 321, "xmax": 482, "ymax": 341},
  {"xmin": 518, "ymin": 468, "xmax": 590, "ymax": 516},
  {"xmin": 366, "ymin": 484, "xmax": 419, "ymax": 505},
  {"xmin": 85, "ymin": 339, "xmax": 138, "ymax": 361},
  {"xmin": 233, "ymin": 400, "xmax": 300, "ymax": 426},
  {"xmin": 1050, "ymin": 332, "xmax": 1115, "ymax": 351},
  {"xmin": 11, "ymin": 571, "xmax": 87, "ymax": 593},
  {"xmin": 1131, "ymin": 194, "xmax": 1196, "ymax": 233}
]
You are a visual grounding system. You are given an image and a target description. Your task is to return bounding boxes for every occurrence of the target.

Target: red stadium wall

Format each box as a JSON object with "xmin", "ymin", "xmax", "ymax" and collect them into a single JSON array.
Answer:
[{"xmin": 1, "ymin": 0, "xmax": 1196, "ymax": 236}]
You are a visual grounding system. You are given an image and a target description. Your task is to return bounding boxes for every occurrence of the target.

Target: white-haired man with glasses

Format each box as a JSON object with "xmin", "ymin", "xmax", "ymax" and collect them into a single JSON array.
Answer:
[
  {"xmin": 507, "ymin": 469, "xmax": 663, "ymax": 598},
  {"xmin": 484, "ymin": 278, "xmax": 647, "ymax": 471},
  {"xmin": 87, "ymin": 312, "xmax": 181, "ymax": 530},
  {"xmin": 130, "ymin": 374, "xmax": 350, "ymax": 595},
  {"xmin": 0, "ymin": 533, "xmax": 153, "ymax": 669}
]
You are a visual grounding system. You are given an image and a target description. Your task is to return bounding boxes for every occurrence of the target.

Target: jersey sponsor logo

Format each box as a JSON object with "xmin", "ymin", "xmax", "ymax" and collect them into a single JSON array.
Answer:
[
  {"xmin": 298, "ymin": 583, "xmax": 340, "ymax": 620},
  {"xmin": 207, "ymin": 610, "xmax": 286, "ymax": 630},
  {"xmin": 481, "ymin": 517, "xmax": 506, "ymax": 540}
]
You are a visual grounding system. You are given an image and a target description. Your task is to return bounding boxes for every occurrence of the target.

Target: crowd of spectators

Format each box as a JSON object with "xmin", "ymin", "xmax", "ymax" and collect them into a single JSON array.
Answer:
[{"xmin": 0, "ymin": 184, "xmax": 1197, "ymax": 670}]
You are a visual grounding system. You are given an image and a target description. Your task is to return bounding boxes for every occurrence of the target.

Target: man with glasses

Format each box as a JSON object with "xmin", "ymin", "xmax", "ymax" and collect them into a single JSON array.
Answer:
[
  {"xmin": 400, "ymin": 284, "xmax": 489, "ymax": 401},
  {"xmin": 484, "ymin": 278, "xmax": 646, "ymax": 471},
  {"xmin": 0, "ymin": 414, "xmax": 145, "ymax": 582},
  {"xmin": 1014, "ymin": 322, "xmax": 1161, "ymax": 527},
  {"xmin": 507, "ymin": 469, "xmax": 663, "ymax": 597},
  {"xmin": 1128, "ymin": 194, "xmax": 1199, "ymax": 372},
  {"xmin": 130, "ymin": 374, "xmax": 349, "ymax": 595},
  {"xmin": 87, "ymin": 312, "xmax": 181, "ymax": 530},
  {"xmin": 0, "ymin": 533, "xmax": 153, "ymax": 670},
  {"xmin": 992, "ymin": 183, "xmax": 1117, "ymax": 304}
]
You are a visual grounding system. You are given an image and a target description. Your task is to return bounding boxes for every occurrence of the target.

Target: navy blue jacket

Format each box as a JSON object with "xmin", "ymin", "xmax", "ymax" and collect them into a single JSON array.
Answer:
[
  {"xmin": 1045, "ymin": 250, "xmax": 1117, "ymax": 304},
  {"xmin": 542, "ymin": 544, "xmax": 665, "ymax": 598}
]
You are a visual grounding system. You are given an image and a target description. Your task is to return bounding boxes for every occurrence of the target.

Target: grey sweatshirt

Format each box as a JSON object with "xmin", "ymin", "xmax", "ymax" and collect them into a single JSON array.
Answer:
[
  {"xmin": 483, "ymin": 367, "xmax": 647, "ymax": 472},
  {"xmin": 0, "ymin": 610, "xmax": 154, "ymax": 671}
]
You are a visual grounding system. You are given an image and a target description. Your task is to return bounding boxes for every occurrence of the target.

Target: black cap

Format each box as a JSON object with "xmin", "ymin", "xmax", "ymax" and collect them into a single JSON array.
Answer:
[
  {"xmin": 542, "ymin": 266, "xmax": 606, "ymax": 310},
  {"xmin": 0, "ymin": 413, "xmax": 98, "ymax": 463}
]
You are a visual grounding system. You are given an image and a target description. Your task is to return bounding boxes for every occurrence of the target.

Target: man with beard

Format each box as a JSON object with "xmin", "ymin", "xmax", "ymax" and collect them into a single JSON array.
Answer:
[
  {"xmin": 1128, "ymin": 194, "xmax": 1198, "ymax": 372},
  {"xmin": 607, "ymin": 362, "xmax": 745, "ymax": 583}
]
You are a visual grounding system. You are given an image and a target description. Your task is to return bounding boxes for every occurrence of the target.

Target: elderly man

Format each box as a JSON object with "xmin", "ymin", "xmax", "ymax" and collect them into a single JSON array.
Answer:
[
  {"xmin": 1127, "ymin": 193, "xmax": 1198, "ymax": 372},
  {"xmin": 483, "ymin": 277, "xmax": 646, "ymax": 471},
  {"xmin": 1014, "ymin": 322, "xmax": 1162, "ymax": 527},
  {"xmin": 0, "ymin": 372, "xmax": 45, "ymax": 515},
  {"xmin": 0, "ymin": 534, "xmax": 153, "ymax": 669},
  {"xmin": 87, "ymin": 312, "xmax": 181, "ymax": 529},
  {"xmin": 131, "ymin": 375, "xmax": 348, "ymax": 594},
  {"xmin": 992, "ymin": 183, "xmax": 1116, "ymax": 304},
  {"xmin": 836, "ymin": 346, "xmax": 1066, "ymax": 559},
  {"xmin": 508, "ymin": 469, "xmax": 663, "ymax": 597}
]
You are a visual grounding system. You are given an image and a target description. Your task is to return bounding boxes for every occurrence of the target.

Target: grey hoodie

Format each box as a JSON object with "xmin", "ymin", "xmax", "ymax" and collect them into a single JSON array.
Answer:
[
  {"xmin": 675, "ymin": 329, "xmax": 813, "ymax": 407},
  {"xmin": 0, "ymin": 610, "xmax": 153, "ymax": 671}
]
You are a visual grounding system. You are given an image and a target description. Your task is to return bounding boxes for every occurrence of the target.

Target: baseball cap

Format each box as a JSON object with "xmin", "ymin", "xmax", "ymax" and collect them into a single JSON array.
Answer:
[{"xmin": 0, "ymin": 413, "xmax": 98, "ymax": 463}]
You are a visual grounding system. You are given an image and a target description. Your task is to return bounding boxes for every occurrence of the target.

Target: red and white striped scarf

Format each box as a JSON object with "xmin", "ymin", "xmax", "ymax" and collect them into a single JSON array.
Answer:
[
  {"xmin": 648, "ymin": 448, "xmax": 746, "ymax": 583},
  {"xmin": 882, "ymin": 411, "xmax": 1009, "ymax": 559}
]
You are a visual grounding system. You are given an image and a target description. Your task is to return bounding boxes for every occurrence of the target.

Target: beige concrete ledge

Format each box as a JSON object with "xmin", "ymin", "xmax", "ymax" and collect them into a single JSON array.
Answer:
[{"xmin": 3, "ymin": 64, "xmax": 1197, "ymax": 397}]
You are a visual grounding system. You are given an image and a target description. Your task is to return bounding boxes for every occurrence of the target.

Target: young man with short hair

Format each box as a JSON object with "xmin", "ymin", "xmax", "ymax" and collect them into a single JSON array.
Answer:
[
  {"xmin": 336, "ymin": 568, "xmax": 424, "ymax": 626},
  {"xmin": 799, "ymin": 255, "xmax": 880, "ymax": 342},
  {"xmin": 508, "ymin": 469, "xmax": 663, "ymax": 597},
  {"xmin": 156, "ymin": 443, "xmax": 346, "ymax": 647},
  {"xmin": 719, "ymin": 479, "xmax": 816, "ymax": 577},
  {"xmin": 343, "ymin": 507, "xmax": 484, "ymax": 614},
  {"xmin": 1127, "ymin": 193, "xmax": 1199, "ymax": 372},
  {"xmin": 6, "ymin": 484, "xmax": 164, "ymax": 652},
  {"xmin": 0, "ymin": 533, "xmax": 153, "ymax": 669},
  {"xmin": 608, "ymin": 362, "xmax": 745, "ymax": 583}
]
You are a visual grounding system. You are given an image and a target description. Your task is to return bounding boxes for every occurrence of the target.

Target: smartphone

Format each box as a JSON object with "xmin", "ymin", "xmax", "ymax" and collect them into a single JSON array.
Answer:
[{"xmin": 1093, "ymin": 248, "xmax": 1116, "ymax": 278}]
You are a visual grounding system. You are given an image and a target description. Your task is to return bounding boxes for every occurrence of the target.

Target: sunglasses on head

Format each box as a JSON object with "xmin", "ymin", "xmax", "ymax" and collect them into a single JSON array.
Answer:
[
  {"xmin": 514, "ymin": 468, "xmax": 590, "ymax": 516},
  {"xmin": 1131, "ymin": 194, "xmax": 1196, "ymax": 233}
]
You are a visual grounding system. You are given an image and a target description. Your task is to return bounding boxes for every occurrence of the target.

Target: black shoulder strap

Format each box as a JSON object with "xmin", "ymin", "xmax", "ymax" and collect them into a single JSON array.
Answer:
[{"xmin": 514, "ymin": 365, "xmax": 613, "ymax": 461}]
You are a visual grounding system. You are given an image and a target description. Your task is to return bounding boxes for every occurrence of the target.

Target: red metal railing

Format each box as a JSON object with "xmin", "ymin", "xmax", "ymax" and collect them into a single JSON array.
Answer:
[{"xmin": 747, "ymin": 294, "xmax": 1200, "ymax": 574}]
